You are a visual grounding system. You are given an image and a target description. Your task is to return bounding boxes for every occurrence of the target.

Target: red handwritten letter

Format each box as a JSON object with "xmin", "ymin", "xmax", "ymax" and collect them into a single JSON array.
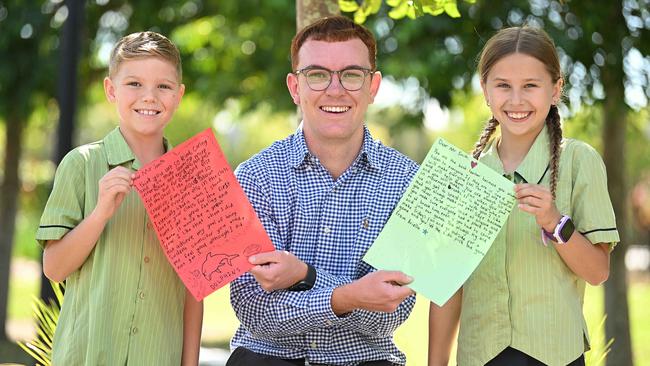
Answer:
[{"xmin": 133, "ymin": 129, "xmax": 275, "ymax": 301}]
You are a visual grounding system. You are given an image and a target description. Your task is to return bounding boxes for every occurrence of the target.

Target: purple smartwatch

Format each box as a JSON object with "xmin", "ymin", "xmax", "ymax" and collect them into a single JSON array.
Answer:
[{"xmin": 541, "ymin": 215, "xmax": 575, "ymax": 246}]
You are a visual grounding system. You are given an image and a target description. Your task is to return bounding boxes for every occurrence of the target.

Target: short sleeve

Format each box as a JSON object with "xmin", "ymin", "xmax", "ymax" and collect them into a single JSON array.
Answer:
[
  {"xmin": 36, "ymin": 149, "xmax": 87, "ymax": 248},
  {"xmin": 569, "ymin": 141, "xmax": 620, "ymax": 247}
]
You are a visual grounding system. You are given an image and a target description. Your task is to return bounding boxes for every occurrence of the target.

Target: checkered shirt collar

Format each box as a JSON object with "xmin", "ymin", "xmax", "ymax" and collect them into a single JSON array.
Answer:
[{"xmin": 289, "ymin": 123, "xmax": 380, "ymax": 172}]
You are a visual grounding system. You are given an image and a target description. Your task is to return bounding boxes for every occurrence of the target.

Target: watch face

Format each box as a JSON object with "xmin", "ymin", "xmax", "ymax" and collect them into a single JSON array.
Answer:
[{"xmin": 560, "ymin": 218, "xmax": 575, "ymax": 242}]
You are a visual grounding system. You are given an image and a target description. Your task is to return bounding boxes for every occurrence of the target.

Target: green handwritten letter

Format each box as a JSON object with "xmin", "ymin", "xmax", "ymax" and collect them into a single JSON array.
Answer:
[{"xmin": 364, "ymin": 138, "xmax": 516, "ymax": 305}]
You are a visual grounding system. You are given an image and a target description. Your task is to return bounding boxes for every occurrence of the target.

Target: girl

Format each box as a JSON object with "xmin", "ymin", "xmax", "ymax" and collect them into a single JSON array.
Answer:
[{"xmin": 428, "ymin": 27, "xmax": 619, "ymax": 366}]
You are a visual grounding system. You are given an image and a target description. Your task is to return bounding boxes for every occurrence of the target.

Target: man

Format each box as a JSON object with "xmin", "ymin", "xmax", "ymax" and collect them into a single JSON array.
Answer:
[{"xmin": 227, "ymin": 16, "xmax": 417, "ymax": 366}]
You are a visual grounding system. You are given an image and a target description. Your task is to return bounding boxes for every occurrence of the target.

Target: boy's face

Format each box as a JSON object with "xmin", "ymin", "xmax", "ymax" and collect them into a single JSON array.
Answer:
[{"xmin": 104, "ymin": 57, "xmax": 184, "ymax": 140}]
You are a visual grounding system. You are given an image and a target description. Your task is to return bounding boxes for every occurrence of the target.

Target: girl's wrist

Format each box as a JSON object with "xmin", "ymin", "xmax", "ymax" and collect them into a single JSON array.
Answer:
[{"xmin": 542, "ymin": 212, "xmax": 563, "ymax": 233}]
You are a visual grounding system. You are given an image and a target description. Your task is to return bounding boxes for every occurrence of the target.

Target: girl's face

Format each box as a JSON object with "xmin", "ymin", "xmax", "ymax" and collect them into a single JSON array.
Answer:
[{"xmin": 481, "ymin": 53, "xmax": 562, "ymax": 144}]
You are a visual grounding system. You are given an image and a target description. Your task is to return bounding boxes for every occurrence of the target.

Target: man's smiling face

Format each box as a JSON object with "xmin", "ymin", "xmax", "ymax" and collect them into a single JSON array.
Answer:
[{"xmin": 286, "ymin": 38, "xmax": 381, "ymax": 146}]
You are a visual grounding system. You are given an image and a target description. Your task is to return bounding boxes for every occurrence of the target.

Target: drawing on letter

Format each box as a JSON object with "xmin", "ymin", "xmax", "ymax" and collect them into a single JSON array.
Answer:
[
  {"xmin": 243, "ymin": 244, "xmax": 262, "ymax": 257},
  {"xmin": 201, "ymin": 252, "xmax": 239, "ymax": 280}
]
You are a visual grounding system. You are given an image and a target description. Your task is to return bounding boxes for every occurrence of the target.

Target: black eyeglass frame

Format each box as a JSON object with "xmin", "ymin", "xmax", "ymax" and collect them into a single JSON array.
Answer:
[{"xmin": 293, "ymin": 66, "xmax": 376, "ymax": 91}]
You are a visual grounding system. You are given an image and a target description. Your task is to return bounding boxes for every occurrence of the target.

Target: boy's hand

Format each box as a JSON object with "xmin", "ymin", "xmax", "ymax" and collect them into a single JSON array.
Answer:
[
  {"xmin": 94, "ymin": 166, "xmax": 134, "ymax": 221},
  {"xmin": 514, "ymin": 183, "xmax": 562, "ymax": 232}
]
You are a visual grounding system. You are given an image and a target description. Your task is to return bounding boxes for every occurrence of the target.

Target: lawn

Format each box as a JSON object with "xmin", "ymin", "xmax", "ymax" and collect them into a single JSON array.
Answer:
[
  {"xmin": 202, "ymin": 279, "xmax": 650, "ymax": 366},
  {"xmin": 7, "ymin": 260, "xmax": 650, "ymax": 366}
]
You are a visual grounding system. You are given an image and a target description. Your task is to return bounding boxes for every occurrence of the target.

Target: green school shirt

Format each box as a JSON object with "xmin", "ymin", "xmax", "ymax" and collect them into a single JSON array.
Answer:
[
  {"xmin": 457, "ymin": 126, "xmax": 619, "ymax": 366},
  {"xmin": 36, "ymin": 127, "xmax": 186, "ymax": 366}
]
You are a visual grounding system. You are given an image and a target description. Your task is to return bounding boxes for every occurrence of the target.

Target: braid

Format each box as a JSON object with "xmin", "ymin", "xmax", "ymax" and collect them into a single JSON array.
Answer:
[
  {"xmin": 472, "ymin": 117, "xmax": 499, "ymax": 159},
  {"xmin": 546, "ymin": 105, "xmax": 562, "ymax": 198}
]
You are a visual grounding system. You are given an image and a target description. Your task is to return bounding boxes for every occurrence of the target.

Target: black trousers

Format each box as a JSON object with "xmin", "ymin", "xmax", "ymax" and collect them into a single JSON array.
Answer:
[
  {"xmin": 485, "ymin": 347, "xmax": 585, "ymax": 366},
  {"xmin": 226, "ymin": 347, "xmax": 397, "ymax": 366}
]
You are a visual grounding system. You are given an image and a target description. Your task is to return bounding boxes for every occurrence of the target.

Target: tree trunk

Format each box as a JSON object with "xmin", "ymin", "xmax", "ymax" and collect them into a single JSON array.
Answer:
[
  {"xmin": 0, "ymin": 115, "xmax": 24, "ymax": 341},
  {"xmin": 40, "ymin": 0, "xmax": 84, "ymax": 303},
  {"xmin": 294, "ymin": 0, "xmax": 340, "ymax": 123},
  {"xmin": 296, "ymin": 0, "xmax": 340, "ymax": 31},
  {"xmin": 602, "ymin": 2, "xmax": 634, "ymax": 365},
  {"xmin": 602, "ymin": 77, "xmax": 634, "ymax": 366}
]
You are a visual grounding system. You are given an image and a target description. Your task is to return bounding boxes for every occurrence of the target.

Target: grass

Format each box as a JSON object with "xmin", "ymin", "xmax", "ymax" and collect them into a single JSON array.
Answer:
[{"xmin": 7, "ymin": 259, "xmax": 650, "ymax": 366}]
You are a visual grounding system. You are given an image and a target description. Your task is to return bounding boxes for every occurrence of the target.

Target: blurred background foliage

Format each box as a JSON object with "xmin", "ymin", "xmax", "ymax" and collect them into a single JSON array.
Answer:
[{"xmin": 1, "ymin": 0, "xmax": 649, "ymax": 364}]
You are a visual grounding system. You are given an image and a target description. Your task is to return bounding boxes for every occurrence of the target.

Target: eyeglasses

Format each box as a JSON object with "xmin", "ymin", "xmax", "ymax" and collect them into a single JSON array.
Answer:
[{"xmin": 294, "ymin": 66, "xmax": 374, "ymax": 91}]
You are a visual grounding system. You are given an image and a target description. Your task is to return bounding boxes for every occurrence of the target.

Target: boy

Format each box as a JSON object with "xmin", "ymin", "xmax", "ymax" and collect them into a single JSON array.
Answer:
[{"xmin": 37, "ymin": 31, "xmax": 202, "ymax": 365}]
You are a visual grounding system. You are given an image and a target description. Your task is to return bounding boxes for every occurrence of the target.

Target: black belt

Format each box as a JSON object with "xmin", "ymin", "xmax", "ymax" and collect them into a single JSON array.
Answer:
[{"xmin": 286, "ymin": 360, "xmax": 396, "ymax": 366}]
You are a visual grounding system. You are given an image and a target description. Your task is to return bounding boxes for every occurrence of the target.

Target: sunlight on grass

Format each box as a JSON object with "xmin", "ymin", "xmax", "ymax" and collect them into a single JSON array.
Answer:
[
  {"xmin": 9, "ymin": 259, "xmax": 40, "ymax": 321},
  {"xmin": 188, "ymin": 279, "xmax": 650, "ymax": 366},
  {"xmin": 202, "ymin": 285, "xmax": 239, "ymax": 348},
  {"xmin": 8, "ymin": 259, "xmax": 650, "ymax": 366}
]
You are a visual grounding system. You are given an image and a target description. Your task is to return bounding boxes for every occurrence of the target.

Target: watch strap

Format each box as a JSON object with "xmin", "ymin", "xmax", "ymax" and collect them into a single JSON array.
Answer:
[
  {"xmin": 541, "ymin": 215, "xmax": 574, "ymax": 246},
  {"xmin": 287, "ymin": 263, "xmax": 316, "ymax": 291}
]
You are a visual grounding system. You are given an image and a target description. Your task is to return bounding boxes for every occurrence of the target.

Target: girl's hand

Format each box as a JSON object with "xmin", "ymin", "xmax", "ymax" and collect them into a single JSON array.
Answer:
[
  {"xmin": 94, "ymin": 166, "xmax": 134, "ymax": 221},
  {"xmin": 514, "ymin": 183, "xmax": 562, "ymax": 232}
]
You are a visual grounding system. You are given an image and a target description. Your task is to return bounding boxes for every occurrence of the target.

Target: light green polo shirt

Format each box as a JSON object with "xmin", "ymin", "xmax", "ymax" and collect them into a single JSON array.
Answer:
[
  {"xmin": 36, "ymin": 127, "xmax": 186, "ymax": 366},
  {"xmin": 457, "ymin": 126, "xmax": 619, "ymax": 366}
]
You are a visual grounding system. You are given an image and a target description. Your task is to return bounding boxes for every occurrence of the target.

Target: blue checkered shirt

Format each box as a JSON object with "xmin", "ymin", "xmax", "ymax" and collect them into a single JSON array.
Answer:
[{"xmin": 229, "ymin": 126, "xmax": 418, "ymax": 365}]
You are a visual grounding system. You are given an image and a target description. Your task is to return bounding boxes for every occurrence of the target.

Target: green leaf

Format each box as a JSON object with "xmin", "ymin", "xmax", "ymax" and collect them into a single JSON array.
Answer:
[
  {"xmin": 386, "ymin": 0, "xmax": 403, "ymax": 7},
  {"xmin": 406, "ymin": 4, "xmax": 418, "ymax": 19},
  {"xmin": 18, "ymin": 281, "xmax": 64, "ymax": 366},
  {"xmin": 354, "ymin": 9, "xmax": 369, "ymax": 24},
  {"xmin": 409, "ymin": 0, "xmax": 424, "ymax": 17},
  {"xmin": 444, "ymin": 2, "xmax": 461, "ymax": 18},
  {"xmin": 339, "ymin": 0, "xmax": 360, "ymax": 12},
  {"xmin": 424, "ymin": 7, "xmax": 446, "ymax": 15},
  {"xmin": 388, "ymin": 1, "xmax": 410, "ymax": 19},
  {"xmin": 368, "ymin": 0, "xmax": 383, "ymax": 14}
]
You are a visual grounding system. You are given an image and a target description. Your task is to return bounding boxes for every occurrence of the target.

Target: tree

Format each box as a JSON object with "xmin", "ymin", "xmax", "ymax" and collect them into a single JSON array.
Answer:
[
  {"xmin": 567, "ymin": 3, "xmax": 635, "ymax": 364},
  {"xmin": 0, "ymin": 1, "xmax": 58, "ymax": 342},
  {"xmin": 39, "ymin": 0, "xmax": 85, "ymax": 304},
  {"xmin": 297, "ymin": 0, "xmax": 340, "ymax": 30}
]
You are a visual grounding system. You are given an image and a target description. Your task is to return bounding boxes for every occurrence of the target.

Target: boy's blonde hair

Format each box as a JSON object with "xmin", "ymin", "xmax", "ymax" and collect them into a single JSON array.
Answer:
[{"xmin": 108, "ymin": 31, "xmax": 182, "ymax": 80}]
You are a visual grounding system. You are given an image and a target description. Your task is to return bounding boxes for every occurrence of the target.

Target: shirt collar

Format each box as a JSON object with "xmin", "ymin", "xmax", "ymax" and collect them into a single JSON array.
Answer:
[
  {"xmin": 481, "ymin": 125, "xmax": 551, "ymax": 185},
  {"xmin": 289, "ymin": 123, "xmax": 380, "ymax": 172},
  {"xmin": 103, "ymin": 127, "xmax": 171, "ymax": 171}
]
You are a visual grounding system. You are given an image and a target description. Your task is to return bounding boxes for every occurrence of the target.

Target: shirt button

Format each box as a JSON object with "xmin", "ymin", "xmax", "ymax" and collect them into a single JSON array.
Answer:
[
  {"xmin": 323, "ymin": 227, "xmax": 331, "ymax": 234},
  {"xmin": 132, "ymin": 327, "xmax": 138, "ymax": 335},
  {"xmin": 325, "ymin": 320, "xmax": 333, "ymax": 326},
  {"xmin": 139, "ymin": 291, "xmax": 145, "ymax": 300},
  {"xmin": 144, "ymin": 256, "xmax": 150, "ymax": 263},
  {"xmin": 310, "ymin": 341, "xmax": 317, "ymax": 349}
]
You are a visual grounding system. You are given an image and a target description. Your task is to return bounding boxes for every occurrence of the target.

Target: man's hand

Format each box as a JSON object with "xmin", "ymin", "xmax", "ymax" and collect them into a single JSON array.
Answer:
[
  {"xmin": 248, "ymin": 250, "xmax": 308, "ymax": 292},
  {"xmin": 331, "ymin": 270, "xmax": 414, "ymax": 315}
]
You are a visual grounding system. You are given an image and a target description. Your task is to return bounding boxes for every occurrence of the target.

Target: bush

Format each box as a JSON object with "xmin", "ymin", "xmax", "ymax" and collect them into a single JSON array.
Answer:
[{"xmin": 17, "ymin": 281, "xmax": 63, "ymax": 366}]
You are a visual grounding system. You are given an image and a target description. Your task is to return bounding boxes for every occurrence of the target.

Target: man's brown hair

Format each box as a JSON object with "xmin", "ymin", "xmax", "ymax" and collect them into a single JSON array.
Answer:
[{"xmin": 290, "ymin": 16, "xmax": 377, "ymax": 71}]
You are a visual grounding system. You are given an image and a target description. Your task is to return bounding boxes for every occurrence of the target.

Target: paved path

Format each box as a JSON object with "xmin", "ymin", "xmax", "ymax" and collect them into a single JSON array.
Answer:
[{"xmin": 200, "ymin": 347, "xmax": 230, "ymax": 366}]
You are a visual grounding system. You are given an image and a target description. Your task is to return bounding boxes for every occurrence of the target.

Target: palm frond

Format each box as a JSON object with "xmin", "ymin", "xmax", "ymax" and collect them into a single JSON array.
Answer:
[{"xmin": 17, "ymin": 281, "xmax": 64, "ymax": 366}]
